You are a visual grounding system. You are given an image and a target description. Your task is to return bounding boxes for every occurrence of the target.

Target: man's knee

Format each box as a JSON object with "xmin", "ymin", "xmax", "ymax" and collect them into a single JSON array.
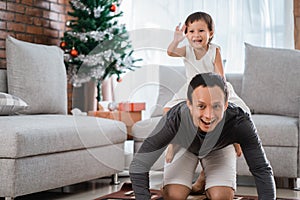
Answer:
[
  {"xmin": 206, "ymin": 186, "xmax": 234, "ymax": 200},
  {"xmin": 163, "ymin": 184, "xmax": 190, "ymax": 200},
  {"xmin": 163, "ymin": 191, "xmax": 186, "ymax": 200}
]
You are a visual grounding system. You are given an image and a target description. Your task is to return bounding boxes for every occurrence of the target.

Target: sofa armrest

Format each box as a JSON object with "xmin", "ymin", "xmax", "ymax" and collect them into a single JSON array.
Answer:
[
  {"xmin": 0, "ymin": 69, "xmax": 7, "ymax": 93},
  {"xmin": 225, "ymin": 73, "xmax": 243, "ymax": 97}
]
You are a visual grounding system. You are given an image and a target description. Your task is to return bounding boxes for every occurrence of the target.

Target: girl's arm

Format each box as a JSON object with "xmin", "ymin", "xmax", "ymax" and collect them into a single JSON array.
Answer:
[
  {"xmin": 214, "ymin": 47, "xmax": 225, "ymax": 78},
  {"xmin": 167, "ymin": 24, "xmax": 186, "ymax": 57}
]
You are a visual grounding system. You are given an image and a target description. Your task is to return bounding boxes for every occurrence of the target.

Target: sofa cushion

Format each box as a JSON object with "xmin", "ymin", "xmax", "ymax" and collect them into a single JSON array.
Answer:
[
  {"xmin": 237, "ymin": 146, "xmax": 298, "ymax": 177},
  {"xmin": 0, "ymin": 115, "xmax": 126, "ymax": 158},
  {"xmin": 150, "ymin": 65, "xmax": 186, "ymax": 117},
  {"xmin": 241, "ymin": 43, "xmax": 300, "ymax": 117},
  {"xmin": 251, "ymin": 114, "xmax": 298, "ymax": 147},
  {"xmin": 6, "ymin": 36, "xmax": 67, "ymax": 114},
  {"xmin": 0, "ymin": 92, "xmax": 28, "ymax": 115}
]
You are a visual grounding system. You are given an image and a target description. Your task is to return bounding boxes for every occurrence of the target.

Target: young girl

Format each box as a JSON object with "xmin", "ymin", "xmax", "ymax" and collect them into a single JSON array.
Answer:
[{"xmin": 165, "ymin": 11, "xmax": 250, "ymax": 194}]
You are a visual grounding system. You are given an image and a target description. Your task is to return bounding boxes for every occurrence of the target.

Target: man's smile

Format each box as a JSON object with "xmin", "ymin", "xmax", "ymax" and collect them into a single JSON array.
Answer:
[{"xmin": 200, "ymin": 118, "xmax": 216, "ymax": 126}]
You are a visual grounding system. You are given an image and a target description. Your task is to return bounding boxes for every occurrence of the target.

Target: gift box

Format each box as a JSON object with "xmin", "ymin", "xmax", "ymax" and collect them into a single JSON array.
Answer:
[
  {"xmin": 118, "ymin": 102, "xmax": 146, "ymax": 111},
  {"xmin": 88, "ymin": 110, "xmax": 142, "ymax": 139}
]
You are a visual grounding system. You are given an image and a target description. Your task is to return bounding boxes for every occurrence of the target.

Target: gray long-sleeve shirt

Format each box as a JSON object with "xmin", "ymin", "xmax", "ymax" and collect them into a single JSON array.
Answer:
[{"xmin": 129, "ymin": 102, "xmax": 276, "ymax": 200}]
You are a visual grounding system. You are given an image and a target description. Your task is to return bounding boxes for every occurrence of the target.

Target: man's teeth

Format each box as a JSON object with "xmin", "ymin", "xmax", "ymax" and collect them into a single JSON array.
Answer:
[{"xmin": 201, "ymin": 119, "xmax": 214, "ymax": 125}]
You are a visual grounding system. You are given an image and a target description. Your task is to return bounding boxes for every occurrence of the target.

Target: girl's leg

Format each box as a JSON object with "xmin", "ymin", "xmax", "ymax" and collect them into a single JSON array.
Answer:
[
  {"xmin": 233, "ymin": 143, "xmax": 242, "ymax": 157},
  {"xmin": 164, "ymin": 107, "xmax": 176, "ymax": 163},
  {"xmin": 165, "ymin": 144, "xmax": 174, "ymax": 163}
]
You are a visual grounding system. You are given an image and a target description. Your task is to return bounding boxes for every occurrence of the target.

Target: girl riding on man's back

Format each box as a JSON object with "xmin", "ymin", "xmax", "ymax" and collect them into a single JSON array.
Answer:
[{"xmin": 165, "ymin": 11, "xmax": 251, "ymax": 194}]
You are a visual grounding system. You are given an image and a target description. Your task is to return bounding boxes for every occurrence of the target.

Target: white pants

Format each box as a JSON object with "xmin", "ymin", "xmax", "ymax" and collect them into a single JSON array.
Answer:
[{"xmin": 163, "ymin": 145, "xmax": 237, "ymax": 191}]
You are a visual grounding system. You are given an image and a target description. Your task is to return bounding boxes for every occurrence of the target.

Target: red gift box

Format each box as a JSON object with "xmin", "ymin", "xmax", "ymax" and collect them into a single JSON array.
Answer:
[{"xmin": 118, "ymin": 102, "xmax": 146, "ymax": 111}]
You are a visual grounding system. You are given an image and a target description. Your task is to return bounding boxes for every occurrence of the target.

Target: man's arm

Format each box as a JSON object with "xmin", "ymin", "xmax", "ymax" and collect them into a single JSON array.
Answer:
[
  {"xmin": 236, "ymin": 116, "xmax": 276, "ymax": 199},
  {"xmin": 129, "ymin": 113, "xmax": 180, "ymax": 199}
]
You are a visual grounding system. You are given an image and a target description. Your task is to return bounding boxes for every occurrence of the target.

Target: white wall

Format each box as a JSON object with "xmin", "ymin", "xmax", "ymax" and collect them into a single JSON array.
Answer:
[{"xmin": 113, "ymin": 64, "xmax": 160, "ymax": 119}]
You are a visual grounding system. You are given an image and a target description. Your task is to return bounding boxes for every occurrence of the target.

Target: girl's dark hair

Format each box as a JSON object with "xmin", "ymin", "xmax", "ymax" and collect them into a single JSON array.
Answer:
[
  {"xmin": 185, "ymin": 11, "xmax": 215, "ymax": 43},
  {"xmin": 187, "ymin": 73, "xmax": 228, "ymax": 103}
]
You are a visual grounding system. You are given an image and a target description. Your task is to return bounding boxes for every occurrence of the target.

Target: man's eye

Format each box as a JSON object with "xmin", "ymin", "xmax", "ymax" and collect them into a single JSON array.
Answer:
[
  {"xmin": 197, "ymin": 105, "xmax": 205, "ymax": 109},
  {"xmin": 213, "ymin": 104, "xmax": 221, "ymax": 110}
]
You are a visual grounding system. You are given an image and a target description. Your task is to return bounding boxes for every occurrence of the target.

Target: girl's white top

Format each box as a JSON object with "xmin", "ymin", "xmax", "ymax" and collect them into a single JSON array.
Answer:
[
  {"xmin": 165, "ymin": 43, "xmax": 219, "ymax": 108},
  {"xmin": 184, "ymin": 43, "xmax": 218, "ymax": 84},
  {"xmin": 165, "ymin": 43, "xmax": 251, "ymax": 114}
]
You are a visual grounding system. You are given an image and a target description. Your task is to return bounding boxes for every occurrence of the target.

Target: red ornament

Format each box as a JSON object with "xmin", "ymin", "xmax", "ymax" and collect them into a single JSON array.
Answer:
[
  {"xmin": 110, "ymin": 4, "xmax": 117, "ymax": 12},
  {"xmin": 60, "ymin": 41, "xmax": 67, "ymax": 49},
  {"xmin": 70, "ymin": 47, "xmax": 78, "ymax": 57},
  {"xmin": 117, "ymin": 77, "xmax": 122, "ymax": 82}
]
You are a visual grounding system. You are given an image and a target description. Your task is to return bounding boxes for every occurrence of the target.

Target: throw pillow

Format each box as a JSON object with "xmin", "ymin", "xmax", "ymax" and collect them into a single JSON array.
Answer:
[
  {"xmin": 0, "ymin": 92, "xmax": 28, "ymax": 115},
  {"xmin": 241, "ymin": 43, "xmax": 300, "ymax": 117},
  {"xmin": 6, "ymin": 36, "xmax": 67, "ymax": 114}
]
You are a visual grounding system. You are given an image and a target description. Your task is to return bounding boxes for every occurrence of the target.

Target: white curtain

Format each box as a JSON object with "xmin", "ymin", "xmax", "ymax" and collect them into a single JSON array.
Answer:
[
  {"xmin": 119, "ymin": 0, "xmax": 294, "ymax": 73},
  {"xmin": 111, "ymin": 0, "xmax": 294, "ymax": 116}
]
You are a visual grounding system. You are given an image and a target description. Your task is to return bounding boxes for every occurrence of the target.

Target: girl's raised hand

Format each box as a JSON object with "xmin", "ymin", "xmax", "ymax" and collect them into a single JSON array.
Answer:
[{"xmin": 173, "ymin": 23, "xmax": 186, "ymax": 43}]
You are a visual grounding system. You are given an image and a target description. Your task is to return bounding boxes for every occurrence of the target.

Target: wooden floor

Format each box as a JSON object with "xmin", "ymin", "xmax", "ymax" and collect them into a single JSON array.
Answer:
[{"xmin": 3, "ymin": 171, "xmax": 300, "ymax": 200}]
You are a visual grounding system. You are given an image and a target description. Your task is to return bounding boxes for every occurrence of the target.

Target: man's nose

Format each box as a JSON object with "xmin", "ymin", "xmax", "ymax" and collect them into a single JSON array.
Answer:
[{"xmin": 203, "ymin": 107, "xmax": 213, "ymax": 118}]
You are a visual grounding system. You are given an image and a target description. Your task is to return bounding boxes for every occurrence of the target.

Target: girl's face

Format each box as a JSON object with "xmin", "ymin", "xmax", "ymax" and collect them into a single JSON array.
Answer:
[{"xmin": 186, "ymin": 19, "xmax": 213, "ymax": 50}]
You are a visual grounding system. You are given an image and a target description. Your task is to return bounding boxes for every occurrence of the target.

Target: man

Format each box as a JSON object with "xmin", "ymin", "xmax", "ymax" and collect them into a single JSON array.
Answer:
[{"xmin": 129, "ymin": 73, "xmax": 276, "ymax": 200}]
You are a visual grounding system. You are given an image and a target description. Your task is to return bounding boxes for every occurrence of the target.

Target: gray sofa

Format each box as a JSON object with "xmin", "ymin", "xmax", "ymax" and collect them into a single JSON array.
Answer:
[
  {"xmin": 0, "ymin": 36, "xmax": 127, "ymax": 199},
  {"xmin": 131, "ymin": 43, "xmax": 300, "ymax": 185}
]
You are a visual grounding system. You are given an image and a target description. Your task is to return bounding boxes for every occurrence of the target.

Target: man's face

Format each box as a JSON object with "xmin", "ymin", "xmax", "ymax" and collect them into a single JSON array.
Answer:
[{"xmin": 187, "ymin": 85, "xmax": 228, "ymax": 132}]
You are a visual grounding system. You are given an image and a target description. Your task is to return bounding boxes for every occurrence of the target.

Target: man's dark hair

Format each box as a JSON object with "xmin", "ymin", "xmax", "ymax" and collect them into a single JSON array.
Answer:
[{"xmin": 187, "ymin": 73, "xmax": 228, "ymax": 103}]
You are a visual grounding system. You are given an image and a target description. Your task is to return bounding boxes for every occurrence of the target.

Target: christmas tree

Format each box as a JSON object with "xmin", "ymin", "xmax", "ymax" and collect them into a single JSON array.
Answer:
[{"xmin": 60, "ymin": 0, "xmax": 140, "ymax": 101}]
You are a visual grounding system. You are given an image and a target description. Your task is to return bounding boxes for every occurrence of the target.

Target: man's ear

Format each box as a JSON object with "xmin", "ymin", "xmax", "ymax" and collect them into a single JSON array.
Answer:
[
  {"xmin": 187, "ymin": 99, "xmax": 193, "ymax": 111},
  {"xmin": 224, "ymin": 100, "xmax": 229, "ymax": 110}
]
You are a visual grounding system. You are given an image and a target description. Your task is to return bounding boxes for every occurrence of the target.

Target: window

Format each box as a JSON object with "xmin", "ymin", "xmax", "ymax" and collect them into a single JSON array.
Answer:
[{"xmin": 119, "ymin": 0, "xmax": 294, "ymax": 73}]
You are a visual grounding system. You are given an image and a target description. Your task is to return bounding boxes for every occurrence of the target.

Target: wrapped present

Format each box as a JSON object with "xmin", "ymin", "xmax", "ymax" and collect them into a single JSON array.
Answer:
[{"xmin": 118, "ymin": 102, "xmax": 145, "ymax": 111}]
